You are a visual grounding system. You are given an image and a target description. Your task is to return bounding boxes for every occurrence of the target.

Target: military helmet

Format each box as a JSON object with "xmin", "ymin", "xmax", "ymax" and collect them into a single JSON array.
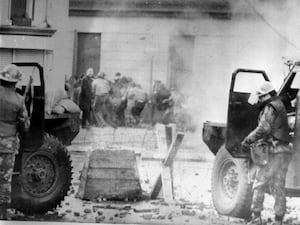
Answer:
[{"xmin": 0, "ymin": 64, "xmax": 22, "ymax": 83}]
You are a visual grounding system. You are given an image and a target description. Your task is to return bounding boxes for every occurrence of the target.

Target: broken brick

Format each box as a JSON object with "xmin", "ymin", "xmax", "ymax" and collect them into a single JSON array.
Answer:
[
  {"xmin": 142, "ymin": 214, "xmax": 152, "ymax": 220},
  {"xmin": 182, "ymin": 210, "xmax": 196, "ymax": 216},
  {"xmin": 84, "ymin": 208, "xmax": 91, "ymax": 214},
  {"xmin": 95, "ymin": 216, "xmax": 105, "ymax": 223}
]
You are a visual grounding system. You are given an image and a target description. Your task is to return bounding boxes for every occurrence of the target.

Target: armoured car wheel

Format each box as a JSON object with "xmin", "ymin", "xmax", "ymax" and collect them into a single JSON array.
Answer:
[
  {"xmin": 211, "ymin": 146, "xmax": 252, "ymax": 219},
  {"xmin": 14, "ymin": 134, "xmax": 72, "ymax": 214}
]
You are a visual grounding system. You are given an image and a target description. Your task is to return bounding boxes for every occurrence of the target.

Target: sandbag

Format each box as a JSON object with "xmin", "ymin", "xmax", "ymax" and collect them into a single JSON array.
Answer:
[{"xmin": 59, "ymin": 99, "xmax": 81, "ymax": 113}]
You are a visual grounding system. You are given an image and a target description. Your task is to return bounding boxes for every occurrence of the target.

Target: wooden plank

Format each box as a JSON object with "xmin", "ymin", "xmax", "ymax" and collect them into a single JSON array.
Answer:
[
  {"xmin": 89, "ymin": 150, "xmax": 136, "ymax": 168},
  {"xmin": 161, "ymin": 166, "xmax": 174, "ymax": 202},
  {"xmin": 87, "ymin": 168, "xmax": 138, "ymax": 180},
  {"xmin": 76, "ymin": 151, "xmax": 91, "ymax": 199},
  {"xmin": 165, "ymin": 123, "xmax": 176, "ymax": 148},
  {"xmin": 150, "ymin": 126, "xmax": 184, "ymax": 201},
  {"xmin": 163, "ymin": 132, "xmax": 184, "ymax": 167},
  {"xmin": 155, "ymin": 123, "xmax": 168, "ymax": 153},
  {"xmin": 85, "ymin": 179, "xmax": 141, "ymax": 200},
  {"xmin": 150, "ymin": 174, "xmax": 162, "ymax": 199}
]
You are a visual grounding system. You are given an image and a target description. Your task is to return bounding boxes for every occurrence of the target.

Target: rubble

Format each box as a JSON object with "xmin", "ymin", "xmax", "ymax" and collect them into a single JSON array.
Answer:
[
  {"xmin": 199, "ymin": 214, "xmax": 207, "ymax": 220},
  {"xmin": 141, "ymin": 214, "xmax": 153, "ymax": 220},
  {"xmin": 84, "ymin": 208, "xmax": 92, "ymax": 214},
  {"xmin": 133, "ymin": 207, "xmax": 159, "ymax": 213},
  {"xmin": 95, "ymin": 215, "xmax": 105, "ymax": 223},
  {"xmin": 181, "ymin": 210, "xmax": 196, "ymax": 216},
  {"xmin": 74, "ymin": 212, "xmax": 80, "ymax": 217}
]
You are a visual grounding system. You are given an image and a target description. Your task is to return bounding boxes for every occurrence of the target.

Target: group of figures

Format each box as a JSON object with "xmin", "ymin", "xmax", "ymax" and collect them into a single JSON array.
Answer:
[{"xmin": 67, "ymin": 68, "xmax": 186, "ymax": 129}]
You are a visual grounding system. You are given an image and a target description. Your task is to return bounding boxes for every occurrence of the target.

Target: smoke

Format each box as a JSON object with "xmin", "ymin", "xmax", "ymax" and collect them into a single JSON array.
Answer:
[{"xmin": 71, "ymin": 0, "xmax": 300, "ymax": 134}]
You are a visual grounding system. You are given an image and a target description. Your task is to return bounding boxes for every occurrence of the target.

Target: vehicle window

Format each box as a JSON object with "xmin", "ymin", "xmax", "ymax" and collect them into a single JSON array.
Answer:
[
  {"xmin": 233, "ymin": 72, "xmax": 266, "ymax": 93},
  {"xmin": 291, "ymin": 71, "xmax": 300, "ymax": 89},
  {"xmin": 18, "ymin": 66, "xmax": 41, "ymax": 87}
]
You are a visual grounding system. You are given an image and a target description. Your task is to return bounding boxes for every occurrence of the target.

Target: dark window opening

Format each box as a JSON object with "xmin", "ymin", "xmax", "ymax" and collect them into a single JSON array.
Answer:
[{"xmin": 10, "ymin": 0, "xmax": 33, "ymax": 26}]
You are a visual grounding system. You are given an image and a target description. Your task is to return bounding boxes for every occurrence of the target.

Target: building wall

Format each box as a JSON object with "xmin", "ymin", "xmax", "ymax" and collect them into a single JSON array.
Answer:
[
  {"xmin": 2, "ymin": 0, "xmax": 300, "ymax": 128},
  {"xmin": 58, "ymin": 13, "xmax": 300, "ymax": 127}
]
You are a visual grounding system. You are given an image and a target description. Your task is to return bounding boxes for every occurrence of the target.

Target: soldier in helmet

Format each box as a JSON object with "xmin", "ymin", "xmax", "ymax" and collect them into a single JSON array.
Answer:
[
  {"xmin": 0, "ymin": 64, "xmax": 30, "ymax": 219},
  {"xmin": 242, "ymin": 81, "xmax": 292, "ymax": 225}
]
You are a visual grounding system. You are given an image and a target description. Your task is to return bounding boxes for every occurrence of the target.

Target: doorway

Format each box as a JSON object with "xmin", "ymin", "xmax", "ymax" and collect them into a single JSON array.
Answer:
[{"xmin": 75, "ymin": 32, "xmax": 101, "ymax": 78}]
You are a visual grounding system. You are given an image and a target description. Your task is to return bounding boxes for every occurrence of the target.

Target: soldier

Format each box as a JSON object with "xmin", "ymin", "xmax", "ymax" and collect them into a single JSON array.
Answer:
[
  {"xmin": 0, "ymin": 64, "xmax": 30, "ymax": 219},
  {"xmin": 241, "ymin": 81, "xmax": 292, "ymax": 225}
]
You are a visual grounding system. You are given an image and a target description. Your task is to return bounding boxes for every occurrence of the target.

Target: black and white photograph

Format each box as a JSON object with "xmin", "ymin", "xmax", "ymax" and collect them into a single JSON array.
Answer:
[{"xmin": 0, "ymin": 0, "xmax": 300, "ymax": 225}]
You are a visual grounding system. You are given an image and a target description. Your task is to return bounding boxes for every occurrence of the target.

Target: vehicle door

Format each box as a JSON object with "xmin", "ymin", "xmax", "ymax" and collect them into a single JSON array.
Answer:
[{"xmin": 226, "ymin": 69, "xmax": 269, "ymax": 157}]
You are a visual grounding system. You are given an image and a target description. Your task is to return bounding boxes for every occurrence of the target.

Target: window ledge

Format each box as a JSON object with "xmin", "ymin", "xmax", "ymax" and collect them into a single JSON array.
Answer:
[{"xmin": 0, "ymin": 25, "xmax": 56, "ymax": 37}]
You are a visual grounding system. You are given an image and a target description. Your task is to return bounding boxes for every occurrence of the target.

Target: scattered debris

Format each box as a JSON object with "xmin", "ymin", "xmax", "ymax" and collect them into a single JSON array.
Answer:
[
  {"xmin": 199, "ymin": 214, "xmax": 207, "ymax": 220},
  {"xmin": 84, "ymin": 208, "xmax": 92, "ymax": 214},
  {"xmin": 141, "ymin": 214, "xmax": 153, "ymax": 220},
  {"xmin": 133, "ymin": 208, "xmax": 159, "ymax": 213},
  {"xmin": 95, "ymin": 215, "xmax": 105, "ymax": 223},
  {"xmin": 152, "ymin": 215, "xmax": 166, "ymax": 220},
  {"xmin": 182, "ymin": 210, "xmax": 196, "ymax": 216},
  {"xmin": 74, "ymin": 212, "xmax": 80, "ymax": 217}
]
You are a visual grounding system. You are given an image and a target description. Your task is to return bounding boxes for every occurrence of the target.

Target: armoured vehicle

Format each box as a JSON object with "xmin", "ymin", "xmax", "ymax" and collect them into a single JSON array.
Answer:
[
  {"xmin": 10, "ymin": 63, "xmax": 80, "ymax": 214},
  {"xmin": 203, "ymin": 62, "xmax": 300, "ymax": 218}
]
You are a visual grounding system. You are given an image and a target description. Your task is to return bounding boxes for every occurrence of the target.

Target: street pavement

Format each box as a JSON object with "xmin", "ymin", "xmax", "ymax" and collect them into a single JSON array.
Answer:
[{"xmin": 5, "ymin": 126, "xmax": 300, "ymax": 224}]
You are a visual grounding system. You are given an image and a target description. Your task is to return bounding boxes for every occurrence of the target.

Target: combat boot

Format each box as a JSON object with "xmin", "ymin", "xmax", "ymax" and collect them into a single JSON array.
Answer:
[{"xmin": 246, "ymin": 212, "xmax": 262, "ymax": 225}]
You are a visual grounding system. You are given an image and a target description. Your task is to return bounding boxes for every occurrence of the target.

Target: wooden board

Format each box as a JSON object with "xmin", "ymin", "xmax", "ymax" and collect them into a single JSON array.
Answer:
[
  {"xmin": 150, "ymin": 126, "xmax": 184, "ymax": 200},
  {"xmin": 76, "ymin": 149, "xmax": 142, "ymax": 201}
]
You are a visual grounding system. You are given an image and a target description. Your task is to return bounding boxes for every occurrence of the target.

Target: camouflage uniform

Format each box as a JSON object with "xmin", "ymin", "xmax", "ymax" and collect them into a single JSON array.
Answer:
[
  {"xmin": 243, "ymin": 97, "xmax": 292, "ymax": 220},
  {"xmin": 0, "ymin": 83, "xmax": 30, "ymax": 217}
]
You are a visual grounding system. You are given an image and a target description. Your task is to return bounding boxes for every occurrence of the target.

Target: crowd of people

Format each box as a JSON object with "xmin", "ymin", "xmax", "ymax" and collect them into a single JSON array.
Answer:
[{"xmin": 69, "ymin": 68, "xmax": 181, "ymax": 129}]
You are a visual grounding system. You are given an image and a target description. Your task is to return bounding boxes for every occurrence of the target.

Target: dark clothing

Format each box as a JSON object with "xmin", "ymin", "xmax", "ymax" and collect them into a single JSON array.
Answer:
[
  {"xmin": 79, "ymin": 76, "xmax": 93, "ymax": 110},
  {"xmin": 79, "ymin": 76, "xmax": 93, "ymax": 127},
  {"xmin": 243, "ymin": 97, "xmax": 291, "ymax": 218}
]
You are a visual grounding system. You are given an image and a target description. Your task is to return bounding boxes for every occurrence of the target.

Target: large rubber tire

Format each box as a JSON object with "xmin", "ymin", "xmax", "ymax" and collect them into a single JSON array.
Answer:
[
  {"xmin": 14, "ymin": 134, "xmax": 72, "ymax": 214},
  {"xmin": 211, "ymin": 146, "xmax": 253, "ymax": 219}
]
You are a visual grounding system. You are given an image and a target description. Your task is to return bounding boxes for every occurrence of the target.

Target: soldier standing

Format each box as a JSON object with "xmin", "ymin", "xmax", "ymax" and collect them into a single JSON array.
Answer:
[
  {"xmin": 0, "ymin": 64, "xmax": 30, "ymax": 219},
  {"xmin": 241, "ymin": 81, "xmax": 292, "ymax": 225}
]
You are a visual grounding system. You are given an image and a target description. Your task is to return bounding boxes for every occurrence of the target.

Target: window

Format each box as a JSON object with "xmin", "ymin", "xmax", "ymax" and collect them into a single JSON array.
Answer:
[
  {"xmin": 10, "ymin": 0, "xmax": 35, "ymax": 26},
  {"xmin": 233, "ymin": 72, "xmax": 267, "ymax": 93}
]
